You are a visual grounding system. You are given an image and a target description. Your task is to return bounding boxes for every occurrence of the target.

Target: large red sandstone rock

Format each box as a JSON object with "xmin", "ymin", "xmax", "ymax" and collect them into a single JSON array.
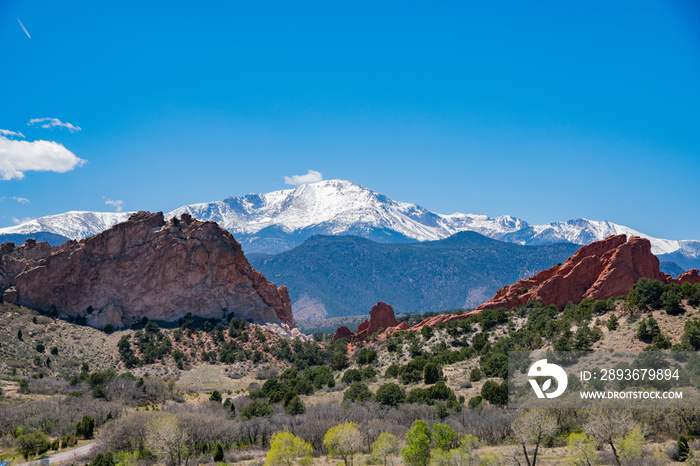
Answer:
[
  {"xmin": 332, "ymin": 301, "xmax": 400, "ymax": 341},
  {"xmin": 476, "ymin": 235, "xmax": 700, "ymax": 311},
  {"xmin": 0, "ymin": 239, "xmax": 54, "ymax": 289},
  {"xmin": 3, "ymin": 212, "xmax": 295, "ymax": 328}
]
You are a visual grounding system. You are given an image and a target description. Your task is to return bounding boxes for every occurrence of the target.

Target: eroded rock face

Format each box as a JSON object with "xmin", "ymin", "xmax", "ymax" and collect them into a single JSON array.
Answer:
[
  {"xmin": 0, "ymin": 239, "xmax": 54, "ymax": 289},
  {"xmin": 332, "ymin": 301, "xmax": 400, "ymax": 341},
  {"xmin": 476, "ymin": 235, "xmax": 700, "ymax": 311},
  {"xmin": 5, "ymin": 212, "xmax": 295, "ymax": 328}
]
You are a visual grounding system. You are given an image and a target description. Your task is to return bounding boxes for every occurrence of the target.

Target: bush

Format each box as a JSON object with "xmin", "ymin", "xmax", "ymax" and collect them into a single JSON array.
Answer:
[
  {"xmin": 343, "ymin": 382, "xmax": 373, "ymax": 403},
  {"xmin": 341, "ymin": 369, "xmax": 362, "ymax": 385},
  {"xmin": 469, "ymin": 367, "xmax": 482, "ymax": 382},
  {"xmin": 76, "ymin": 415, "xmax": 95, "ymax": 439},
  {"xmin": 423, "ymin": 362, "xmax": 440, "ymax": 385},
  {"xmin": 240, "ymin": 401, "xmax": 273, "ymax": 419},
  {"xmin": 401, "ymin": 420, "xmax": 431, "ymax": 466},
  {"xmin": 266, "ymin": 431, "xmax": 313, "ymax": 466},
  {"xmin": 332, "ymin": 353, "xmax": 350, "ymax": 371},
  {"xmin": 213, "ymin": 444, "xmax": 224, "ymax": 462},
  {"xmin": 356, "ymin": 348, "xmax": 378, "ymax": 365},
  {"xmin": 480, "ymin": 380, "xmax": 508, "ymax": 406},
  {"xmin": 384, "ymin": 364, "xmax": 400, "ymax": 378},
  {"xmin": 15, "ymin": 431, "xmax": 50, "ymax": 459},
  {"xmin": 637, "ymin": 317, "xmax": 661, "ymax": 343},
  {"xmin": 662, "ymin": 290, "xmax": 684, "ymax": 315},
  {"xmin": 375, "ymin": 383, "xmax": 405, "ymax": 407},
  {"xmin": 606, "ymin": 314, "xmax": 619, "ymax": 331},
  {"xmin": 285, "ymin": 395, "xmax": 305, "ymax": 415},
  {"xmin": 628, "ymin": 278, "xmax": 665, "ymax": 311}
]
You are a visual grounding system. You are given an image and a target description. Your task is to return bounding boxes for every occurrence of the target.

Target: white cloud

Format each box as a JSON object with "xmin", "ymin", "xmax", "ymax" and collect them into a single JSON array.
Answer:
[
  {"xmin": 284, "ymin": 169, "xmax": 323, "ymax": 186},
  {"xmin": 10, "ymin": 196, "xmax": 30, "ymax": 204},
  {"xmin": 104, "ymin": 198, "xmax": 124, "ymax": 212},
  {"xmin": 12, "ymin": 217, "xmax": 31, "ymax": 225},
  {"xmin": 27, "ymin": 118, "xmax": 82, "ymax": 132},
  {"xmin": 0, "ymin": 135, "xmax": 86, "ymax": 180},
  {"xmin": 0, "ymin": 129, "xmax": 25, "ymax": 138}
]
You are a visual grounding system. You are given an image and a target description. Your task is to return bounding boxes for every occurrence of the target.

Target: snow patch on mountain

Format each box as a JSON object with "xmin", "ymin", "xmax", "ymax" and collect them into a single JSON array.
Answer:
[{"xmin": 0, "ymin": 179, "xmax": 697, "ymax": 267}]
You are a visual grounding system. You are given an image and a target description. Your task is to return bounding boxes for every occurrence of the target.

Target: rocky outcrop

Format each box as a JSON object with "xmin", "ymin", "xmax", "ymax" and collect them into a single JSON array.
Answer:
[
  {"xmin": 476, "ymin": 235, "xmax": 700, "ymax": 311},
  {"xmin": 409, "ymin": 312, "xmax": 479, "ymax": 332},
  {"xmin": 0, "ymin": 239, "xmax": 54, "ymax": 290},
  {"xmin": 3, "ymin": 212, "xmax": 295, "ymax": 328},
  {"xmin": 332, "ymin": 302, "xmax": 400, "ymax": 341}
]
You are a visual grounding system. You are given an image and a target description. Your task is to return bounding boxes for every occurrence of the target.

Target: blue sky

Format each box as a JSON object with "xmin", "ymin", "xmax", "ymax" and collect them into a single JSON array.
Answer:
[{"xmin": 1, "ymin": 1, "xmax": 699, "ymax": 239}]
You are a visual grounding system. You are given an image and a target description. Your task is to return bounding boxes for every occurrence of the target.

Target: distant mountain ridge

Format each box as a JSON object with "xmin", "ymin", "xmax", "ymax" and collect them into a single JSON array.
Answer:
[
  {"xmin": 0, "ymin": 179, "xmax": 698, "ymax": 269},
  {"xmin": 247, "ymin": 232, "xmax": 581, "ymax": 317}
]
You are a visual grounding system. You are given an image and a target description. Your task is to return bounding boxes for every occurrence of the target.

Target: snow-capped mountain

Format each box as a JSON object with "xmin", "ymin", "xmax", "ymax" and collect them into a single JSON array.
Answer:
[
  {"xmin": 0, "ymin": 211, "xmax": 132, "ymax": 241},
  {"xmin": 1, "ymin": 179, "xmax": 698, "ymax": 269}
]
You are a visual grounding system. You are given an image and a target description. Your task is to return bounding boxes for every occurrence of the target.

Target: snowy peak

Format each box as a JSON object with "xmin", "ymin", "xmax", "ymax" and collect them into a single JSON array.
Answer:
[
  {"xmin": 0, "ymin": 179, "xmax": 698, "ymax": 268},
  {"xmin": 0, "ymin": 211, "xmax": 132, "ymax": 241}
]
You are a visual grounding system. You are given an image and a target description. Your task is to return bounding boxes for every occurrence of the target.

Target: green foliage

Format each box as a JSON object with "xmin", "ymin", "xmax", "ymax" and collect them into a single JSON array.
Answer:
[
  {"xmin": 678, "ymin": 435, "xmax": 690, "ymax": 462},
  {"xmin": 76, "ymin": 415, "xmax": 95, "ymax": 439},
  {"xmin": 606, "ymin": 314, "xmax": 619, "ymax": 331},
  {"xmin": 423, "ymin": 362, "xmax": 441, "ymax": 385},
  {"xmin": 469, "ymin": 367, "xmax": 482, "ymax": 382},
  {"xmin": 285, "ymin": 395, "xmax": 305, "ymax": 415},
  {"xmin": 480, "ymin": 353, "xmax": 508, "ymax": 378},
  {"xmin": 103, "ymin": 323, "xmax": 113, "ymax": 333},
  {"xmin": 341, "ymin": 369, "xmax": 362, "ymax": 385},
  {"xmin": 467, "ymin": 396, "xmax": 482, "ymax": 409},
  {"xmin": 209, "ymin": 390, "xmax": 222, "ymax": 402},
  {"xmin": 421, "ymin": 325, "xmax": 434, "ymax": 340},
  {"xmin": 372, "ymin": 432, "xmax": 399, "ymax": 466},
  {"xmin": 240, "ymin": 401, "xmax": 273, "ymax": 420},
  {"xmin": 637, "ymin": 317, "xmax": 661, "ymax": 343},
  {"xmin": 385, "ymin": 364, "xmax": 400, "ymax": 378},
  {"xmin": 565, "ymin": 432, "xmax": 597, "ymax": 466},
  {"xmin": 617, "ymin": 427, "xmax": 644, "ymax": 465},
  {"xmin": 213, "ymin": 444, "xmax": 224, "ymax": 462},
  {"xmin": 401, "ymin": 420, "xmax": 432, "ymax": 466},
  {"xmin": 35, "ymin": 342, "xmax": 45, "ymax": 353},
  {"xmin": 356, "ymin": 348, "xmax": 378, "ymax": 365},
  {"xmin": 15, "ymin": 431, "xmax": 50, "ymax": 459},
  {"xmin": 628, "ymin": 278, "xmax": 665, "ymax": 311},
  {"xmin": 662, "ymin": 289, "xmax": 684, "ymax": 315},
  {"xmin": 332, "ymin": 352, "xmax": 350, "ymax": 371},
  {"xmin": 682, "ymin": 318, "xmax": 700, "ymax": 350},
  {"xmin": 266, "ymin": 431, "xmax": 313, "ymax": 466},
  {"xmin": 480, "ymin": 380, "xmax": 508, "ymax": 407},
  {"xmin": 432, "ymin": 423, "xmax": 458, "ymax": 451},
  {"xmin": 375, "ymin": 383, "xmax": 405, "ymax": 407},
  {"xmin": 343, "ymin": 382, "xmax": 373, "ymax": 403},
  {"xmin": 90, "ymin": 452, "xmax": 115, "ymax": 466}
]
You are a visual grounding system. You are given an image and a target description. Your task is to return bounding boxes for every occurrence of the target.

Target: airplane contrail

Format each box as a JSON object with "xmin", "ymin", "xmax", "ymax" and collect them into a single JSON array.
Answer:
[{"xmin": 17, "ymin": 18, "xmax": 31, "ymax": 38}]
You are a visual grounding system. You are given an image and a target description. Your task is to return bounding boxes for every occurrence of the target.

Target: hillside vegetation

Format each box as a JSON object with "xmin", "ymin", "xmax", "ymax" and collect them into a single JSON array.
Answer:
[{"xmin": 2, "ymin": 278, "xmax": 700, "ymax": 464}]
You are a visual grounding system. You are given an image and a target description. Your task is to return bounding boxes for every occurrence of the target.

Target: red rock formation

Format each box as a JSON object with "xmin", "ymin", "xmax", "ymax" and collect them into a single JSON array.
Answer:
[
  {"xmin": 332, "ymin": 301, "xmax": 400, "ymax": 341},
  {"xmin": 409, "ymin": 312, "xmax": 480, "ymax": 332},
  {"xmin": 332, "ymin": 325, "xmax": 354, "ymax": 341},
  {"xmin": 0, "ymin": 239, "xmax": 54, "ymax": 289},
  {"xmin": 3, "ymin": 212, "xmax": 295, "ymax": 328},
  {"xmin": 476, "ymin": 235, "xmax": 700, "ymax": 311}
]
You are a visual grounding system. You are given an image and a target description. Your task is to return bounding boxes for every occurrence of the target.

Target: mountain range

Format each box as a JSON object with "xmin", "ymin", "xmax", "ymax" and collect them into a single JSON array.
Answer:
[
  {"xmin": 1, "ymin": 179, "xmax": 698, "ymax": 269},
  {"xmin": 247, "ymin": 233, "xmax": 581, "ymax": 318}
]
